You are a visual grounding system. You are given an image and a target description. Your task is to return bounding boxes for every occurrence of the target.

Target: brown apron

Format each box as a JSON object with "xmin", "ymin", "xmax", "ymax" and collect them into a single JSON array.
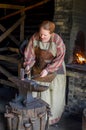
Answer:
[{"xmin": 31, "ymin": 47, "xmax": 57, "ymax": 82}]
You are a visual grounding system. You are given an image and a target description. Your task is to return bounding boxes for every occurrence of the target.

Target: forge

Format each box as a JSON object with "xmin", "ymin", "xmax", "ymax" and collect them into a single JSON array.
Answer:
[
  {"xmin": 66, "ymin": 15, "xmax": 86, "ymax": 114},
  {"xmin": 66, "ymin": 63, "xmax": 86, "ymax": 116}
]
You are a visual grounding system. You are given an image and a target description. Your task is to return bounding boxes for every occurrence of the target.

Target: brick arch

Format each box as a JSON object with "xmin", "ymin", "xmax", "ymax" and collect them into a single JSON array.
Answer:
[
  {"xmin": 73, "ymin": 31, "xmax": 86, "ymax": 63},
  {"xmin": 75, "ymin": 31, "xmax": 85, "ymax": 52}
]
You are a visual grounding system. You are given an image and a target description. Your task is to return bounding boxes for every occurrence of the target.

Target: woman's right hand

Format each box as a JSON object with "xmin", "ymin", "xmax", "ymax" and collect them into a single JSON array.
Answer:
[
  {"xmin": 25, "ymin": 65, "xmax": 30, "ymax": 74},
  {"xmin": 40, "ymin": 69, "xmax": 48, "ymax": 77}
]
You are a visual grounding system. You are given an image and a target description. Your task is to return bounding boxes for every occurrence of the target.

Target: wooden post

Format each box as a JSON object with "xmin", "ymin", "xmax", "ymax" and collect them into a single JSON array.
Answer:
[
  {"xmin": 0, "ymin": 24, "xmax": 19, "ymax": 46},
  {"xmin": 0, "ymin": 16, "xmax": 25, "ymax": 42},
  {"xmin": 20, "ymin": 11, "xmax": 25, "ymax": 42}
]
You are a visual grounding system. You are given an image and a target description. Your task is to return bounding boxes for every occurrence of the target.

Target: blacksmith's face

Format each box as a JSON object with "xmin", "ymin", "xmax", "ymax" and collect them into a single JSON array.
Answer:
[{"xmin": 39, "ymin": 27, "xmax": 51, "ymax": 43}]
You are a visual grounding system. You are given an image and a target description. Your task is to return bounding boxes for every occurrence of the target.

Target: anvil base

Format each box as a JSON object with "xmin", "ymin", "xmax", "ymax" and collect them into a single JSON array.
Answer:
[{"xmin": 5, "ymin": 97, "xmax": 51, "ymax": 130}]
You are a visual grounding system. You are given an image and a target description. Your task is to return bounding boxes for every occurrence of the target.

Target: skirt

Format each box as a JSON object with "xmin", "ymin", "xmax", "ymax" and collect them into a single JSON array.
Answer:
[
  {"xmin": 32, "ymin": 61, "xmax": 66, "ymax": 125},
  {"xmin": 32, "ymin": 73, "xmax": 66, "ymax": 125}
]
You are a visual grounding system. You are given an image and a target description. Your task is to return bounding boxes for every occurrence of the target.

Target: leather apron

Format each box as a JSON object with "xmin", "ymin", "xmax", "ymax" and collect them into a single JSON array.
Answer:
[{"xmin": 31, "ymin": 46, "xmax": 57, "ymax": 82}]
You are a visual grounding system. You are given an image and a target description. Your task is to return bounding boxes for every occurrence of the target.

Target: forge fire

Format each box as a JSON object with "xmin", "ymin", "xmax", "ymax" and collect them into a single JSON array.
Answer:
[{"xmin": 73, "ymin": 52, "xmax": 86, "ymax": 64}]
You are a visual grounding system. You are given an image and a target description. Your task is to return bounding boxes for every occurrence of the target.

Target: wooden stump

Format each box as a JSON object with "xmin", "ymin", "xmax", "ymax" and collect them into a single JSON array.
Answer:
[{"xmin": 82, "ymin": 109, "xmax": 86, "ymax": 130}]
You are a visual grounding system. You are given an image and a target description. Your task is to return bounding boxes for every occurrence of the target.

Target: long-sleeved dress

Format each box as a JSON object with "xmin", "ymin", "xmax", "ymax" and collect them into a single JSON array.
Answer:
[{"xmin": 24, "ymin": 32, "xmax": 66, "ymax": 125}]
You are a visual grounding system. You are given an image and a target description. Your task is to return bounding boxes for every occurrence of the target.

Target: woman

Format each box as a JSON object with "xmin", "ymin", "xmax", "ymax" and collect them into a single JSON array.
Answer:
[{"xmin": 23, "ymin": 20, "xmax": 66, "ymax": 125}]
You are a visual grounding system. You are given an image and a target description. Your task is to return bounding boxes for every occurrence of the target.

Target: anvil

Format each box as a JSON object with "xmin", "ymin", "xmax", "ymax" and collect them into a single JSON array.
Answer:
[{"xmin": 8, "ymin": 76, "xmax": 49, "ymax": 106}]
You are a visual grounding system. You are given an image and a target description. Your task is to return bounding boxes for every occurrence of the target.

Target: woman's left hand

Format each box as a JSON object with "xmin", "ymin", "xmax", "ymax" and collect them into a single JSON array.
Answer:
[{"xmin": 40, "ymin": 69, "xmax": 48, "ymax": 77}]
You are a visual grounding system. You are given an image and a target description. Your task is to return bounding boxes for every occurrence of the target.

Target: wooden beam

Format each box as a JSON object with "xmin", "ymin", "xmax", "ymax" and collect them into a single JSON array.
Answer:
[
  {"xmin": 0, "ymin": 15, "xmax": 25, "ymax": 42},
  {"xmin": 0, "ymin": 47, "xmax": 8, "ymax": 52},
  {"xmin": 0, "ymin": 55, "xmax": 19, "ymax": 64},
  {"xmin": 66, "ymin": 71, "xmax": 86, "ymax": 79},
  {"xmin": 20, "ymin": 12, "xmax": 25, "ymax": 42},
  {"xmin": 8, "ymin": 47, "xmax": 19, "ymax": 54},
  {"xmin": 0, "ymin": 65, "xmax": 13, "ymax": 77},
  {"xmin": 0, "ymin": 79, "xmax": 16, "ymax": 88},
  {"xmin": 0, "ymin": 0, "xmax": 50, "ymax": 21},
  {"xmin": 0, "ymin": 4, "xmax": 24, "ymax": 9},
  {"xmin": 0, "ymin": 47, "xmax": 19, "ymax": 54},
  {"xmin": 0, "ymin": 24, "xmax": 20, "ymax": 46}
]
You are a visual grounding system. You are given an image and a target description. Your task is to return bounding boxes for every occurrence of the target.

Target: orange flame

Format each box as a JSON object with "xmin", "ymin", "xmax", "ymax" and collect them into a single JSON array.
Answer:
[{"xmin": 76, "ymin": 53, "xmax": 86, "ymax": 64}]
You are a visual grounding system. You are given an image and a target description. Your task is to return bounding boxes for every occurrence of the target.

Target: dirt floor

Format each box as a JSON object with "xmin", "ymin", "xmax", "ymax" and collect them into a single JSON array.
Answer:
[{"xmin": 49, "ymin": 112, "xmax": 82, "ymax": 130}]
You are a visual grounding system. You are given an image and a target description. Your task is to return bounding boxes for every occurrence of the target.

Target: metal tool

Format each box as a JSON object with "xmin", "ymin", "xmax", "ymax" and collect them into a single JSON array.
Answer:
[{"xmin": 31, "ymin": 74, "xmax": 41, "ymax": 79}]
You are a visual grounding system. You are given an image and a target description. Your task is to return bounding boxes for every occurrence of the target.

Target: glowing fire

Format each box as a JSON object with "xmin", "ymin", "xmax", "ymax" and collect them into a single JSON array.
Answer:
[{"xmin": 76, "ymin": 53, "xmax": 86, "ymax": 64}]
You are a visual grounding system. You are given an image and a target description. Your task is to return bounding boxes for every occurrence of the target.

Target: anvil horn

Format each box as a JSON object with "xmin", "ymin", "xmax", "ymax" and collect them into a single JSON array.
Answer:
[{"xmin": 8, "ymin": 76, "xmax": 49, "ymax": 92}]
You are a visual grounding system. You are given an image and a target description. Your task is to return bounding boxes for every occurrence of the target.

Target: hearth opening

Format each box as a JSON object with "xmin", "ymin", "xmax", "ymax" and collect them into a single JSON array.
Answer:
[{"xmin": 72, "ymin": 31, "xmax": 86, "ymax": 64}]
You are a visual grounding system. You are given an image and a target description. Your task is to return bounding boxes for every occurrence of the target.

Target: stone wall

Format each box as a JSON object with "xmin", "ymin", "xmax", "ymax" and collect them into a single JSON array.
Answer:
[
  {"xmin": 66, "ymin": 70, "xmax": 86, "ymax": 115},
  {"xmin": 53, "ymin": 0, "xmax": 86, "ymax": 63},
  {"xmin": 69, "ymin": 0, "xmax": 86, "ymax": 63},
  {"xmin": 53, "ymin": 0, "xmax": 73, "ymax": 63}
]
